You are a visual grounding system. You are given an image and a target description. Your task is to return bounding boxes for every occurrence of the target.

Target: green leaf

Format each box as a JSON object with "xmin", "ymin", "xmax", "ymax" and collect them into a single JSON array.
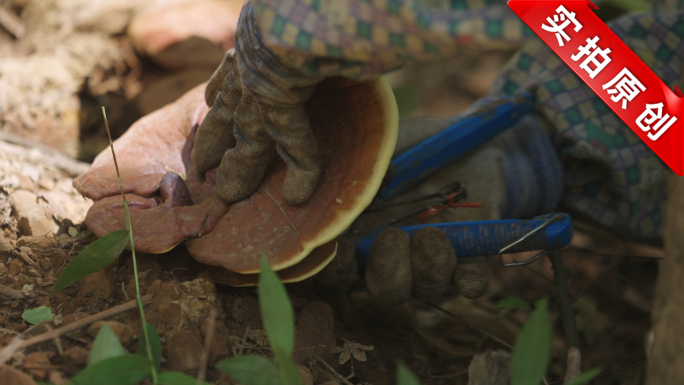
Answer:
[
  {"xmin": 51, "ymin": 229, "xmax": 129, "ymax": 294},
  {"xmin": 510, "ymin": 298, "xmax": 552, "ymax": 385},
  {"xmin": 258, "ymin": 255, "xmax": 295, "ymax": 355},
  {"xmin": 158, "ymin": 371, "xmax": 210, "ymax": 385},
  {"xmin": 274, "ymin": 347, "xmax": 303, "ymax": 385},
  {"xmin": 497, "ymin": 296, "xmax": 532, "ymax": 317},
  {"xmin": 136, "ymin": 323, "xmax": 162, "ymax": 372},
  {"xmin": 216, "ymin": 355, "xmax": 281, "ymax": 385},
  {"xmin": 257, "ymin": 256, "xmax": 302, "ymax": 385},
  {"xmin": 21, "ymin": 306, "xmax": 54, "ymax": 325},
  {"xmin": 397, "ymin": 362, "xmax": 421, "ymax": 385},
  {"xmin": 392, "ymin": 85, "xmax": 420, "ymax": 117},
  {"xmin": 68, "ymin": 354, "xmax": 152, "ymax": 385},
  {"xmin": 88, "ymin": 324, "xmax": 125, "ymax": 366},
  {"xmin": 567, "ymin": 367, "xmax": 603, "ymax": 385}
]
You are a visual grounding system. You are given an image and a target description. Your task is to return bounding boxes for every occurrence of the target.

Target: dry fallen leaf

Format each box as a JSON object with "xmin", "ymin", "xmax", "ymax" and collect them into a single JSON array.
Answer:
[
  {"xmin": 330, "ymin": 338, "xmax": 374, "ymax": 365},
  {"xmin": 247, "ymin": 329, "xmax": 270, "ymax": 347}
]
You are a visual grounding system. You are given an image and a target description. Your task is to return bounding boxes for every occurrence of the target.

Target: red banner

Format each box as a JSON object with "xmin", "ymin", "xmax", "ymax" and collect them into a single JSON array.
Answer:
[{"xmin": 508, "ymin": 0, "xmax": 684, "ymax": 175}]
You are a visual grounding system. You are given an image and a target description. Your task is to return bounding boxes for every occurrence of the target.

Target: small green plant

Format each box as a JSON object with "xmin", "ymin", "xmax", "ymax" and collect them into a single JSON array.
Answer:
[
  {"xmin": 88, "ymin": 324, "xmax": 126, "ymax": 365},
  {"xmin": 496, "ymin": 296, "xmax": 531, "ymax": 317},
  {"xmin": 396, "ymin": 362, "xmax": 421, "ymax": 385},
  {"xmin": 50, "ymin": 229, "xmax": 128, "ymax": 294},
  {"xmin": 566, "ymin": 367, "xmax": 603, "ymax": 385},
  {"xmin": 21, "ymin": 306, "xmax": 54, "ymax": 325},
  {"xmin": 510, "ymin": 299, "xmax": 553, "ymax": 385},
  {"xmin": 216, "ymin": 255, "xmax": 303, "ymax": 385},
  {"xmin": 65, "ymin": 322, "xmax": 184, "ymax": 385},
  {"xmin": 510, "ymin": 298, "xmax": 602, "ymax": 385}
]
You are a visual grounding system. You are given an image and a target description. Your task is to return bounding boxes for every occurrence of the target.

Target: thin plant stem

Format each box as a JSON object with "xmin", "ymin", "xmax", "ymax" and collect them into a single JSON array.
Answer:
[{"xmin": 102, "ymin": 107, "xmax": 158, "ymax": 384}]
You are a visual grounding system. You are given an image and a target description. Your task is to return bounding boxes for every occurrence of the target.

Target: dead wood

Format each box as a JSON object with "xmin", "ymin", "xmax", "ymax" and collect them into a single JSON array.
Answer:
[{"xmin": 646, "ymin": 176, "xmax": 684, "ymax": 383}]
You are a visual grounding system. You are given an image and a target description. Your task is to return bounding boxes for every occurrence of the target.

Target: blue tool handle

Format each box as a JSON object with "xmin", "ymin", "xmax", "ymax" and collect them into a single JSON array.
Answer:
[
  {"xmin": 355, "ymin": 214, "xmax": 573, "ymax": 263},
  {"xmin": 377, "ymin": 92, "xmax": 533, "ymax": 201}
]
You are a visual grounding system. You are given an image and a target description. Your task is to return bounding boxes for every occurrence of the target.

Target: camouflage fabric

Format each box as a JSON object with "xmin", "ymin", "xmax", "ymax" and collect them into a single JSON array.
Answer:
[
  {"xmin": 251, "ymin": 0, "xmax": 536, "ymax": 78},
  {"xmin": 651, "ymin": 0, "xmax": 684, "ymax": 13},
  {"xmin": 487, "ymin": 10, "xmax": 684, "ymax": 239}
]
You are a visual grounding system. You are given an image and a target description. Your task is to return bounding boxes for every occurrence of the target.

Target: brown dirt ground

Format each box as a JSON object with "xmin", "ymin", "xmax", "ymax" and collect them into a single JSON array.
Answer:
[{"xmin": 0, "ymin": 228, "xmax": 661, "ymax": 384}]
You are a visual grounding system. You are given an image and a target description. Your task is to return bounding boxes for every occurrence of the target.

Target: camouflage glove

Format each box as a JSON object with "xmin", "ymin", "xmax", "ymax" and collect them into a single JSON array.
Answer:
[
  {"xmin": 192, "ymin": 0, "xmax": 324, "ymax": 205},
  {"xmin": 365, "ymin": 227, "xmax": 490, "ymax": 306},
  {"xmin": 312, "ymin": 229, "xmax": 489, "ymax": 306}
]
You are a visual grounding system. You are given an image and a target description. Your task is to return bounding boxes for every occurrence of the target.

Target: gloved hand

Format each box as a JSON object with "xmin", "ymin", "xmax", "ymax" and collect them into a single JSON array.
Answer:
[
  {"xmin": 364, "ymin": 227, "xmax": 490, "ymax": 306},
  {"xmin": 192, "ymin": 0, "xmax": 324, "ymax": 205},
  {"xmin": 343, "ymin": 109, "xmax": 564, "ymax": 306},
  {"xmin": 313, "ymin": 229, "xmax": 489, "ymax": 306}
]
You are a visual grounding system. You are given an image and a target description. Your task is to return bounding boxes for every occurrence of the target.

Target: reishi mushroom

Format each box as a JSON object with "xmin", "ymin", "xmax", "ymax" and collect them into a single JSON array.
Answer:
[{"xmin": 74, "ymin": 77, "xmax": 398, "ymax": 285}]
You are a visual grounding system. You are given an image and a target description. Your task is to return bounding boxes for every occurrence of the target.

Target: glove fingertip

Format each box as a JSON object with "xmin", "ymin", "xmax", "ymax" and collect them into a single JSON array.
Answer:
[
  {"xmin": 282, "ymin": 169, "xmax": 320, "ymax": 206},
  {"xmin": 204, "ymin": 89, "xmax": 217, "ymax": 108},
  {"xmin": 454, "ymin": 258, "xmax": 490, "ymax": 299},
  {"xmin": 410, "ymin": 227, "xmax": 456, "ymax": 301},
  {"xmin": 365, "ymin": 228, "xmax": 412, "ymax": 306}
]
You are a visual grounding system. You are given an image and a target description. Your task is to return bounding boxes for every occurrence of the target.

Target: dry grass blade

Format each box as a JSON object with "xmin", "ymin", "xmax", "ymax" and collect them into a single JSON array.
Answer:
[
  {"xmin": 102, "ymin": 107, "xmax": 158, "ymax": 383},
  {"xmin": 197, "ymin": 309, "xmax": 217, "ymax": 385}
]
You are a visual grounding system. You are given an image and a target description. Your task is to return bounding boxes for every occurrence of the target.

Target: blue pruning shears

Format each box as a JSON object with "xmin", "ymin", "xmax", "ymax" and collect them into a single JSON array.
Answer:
[
  {"xmin": 356, "ymin": 213, "xmax": 573, "ymax": 266},
  {"xmin": 355, "ymin": 92, "xmax": 573, "ymax": 265},
  {"xmin": 379, "ymin": 92, "xmax": 534, "ymax": 201}
]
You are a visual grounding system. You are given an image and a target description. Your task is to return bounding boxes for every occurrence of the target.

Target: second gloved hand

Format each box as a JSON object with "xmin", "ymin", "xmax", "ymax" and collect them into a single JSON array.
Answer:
[
  {"xmin": 365, "ymin": 227, "xmax": 490, "ymax": 306},
  {"xmin": 191, "ymin": 0, "xmax": 324, "ymax": 205}
]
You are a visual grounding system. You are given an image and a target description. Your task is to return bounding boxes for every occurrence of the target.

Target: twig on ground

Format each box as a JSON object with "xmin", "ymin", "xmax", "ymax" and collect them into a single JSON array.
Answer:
[
  {"xmin": 427, "ymin": 368, "xmax": 468, "ymax": 378},
  {"xmin": 315, "ymin": 355, "xmax": 354, "ymax": 385},
  {"xmin": 121, "ymin": 281, "xmax": 129, "ymax": 302},
  {"xmin": 42, "ymin": 324, "xmax": 64, "ymax": 356},
  {"xmin": 610, "ymin": 268, "xmax": 639, "ymax": 287},
  {"xmin": 346, "ymin": 360, "xmax": 355, "ymax": 380},
  {"xmin": 0, "ymin": 294, "xmax": 153, "ymax": 365},
  {"xmin": 54, "ymin": 241, "xmax": 78, "ymax": 279},
  {"xmin": 571, "ymin": 250, "xmax": 662, "ymax": 260},
  {"xmin": 572, "ymin": 257, "xmax": 622, "ymax": 304},
  {"xmin": 238, "ymin": 325, "xmax": 250, "ymax": 356},
  {"xmin": 293, "ymin": 344, "xmax": 327, "ymax": 354},
  {"xmin": 522, "ymin": 264, "xmax": 555, "ymax": 284},
  {"xmin": 505, "ymin": 256, "xmax": 554, "ymax": 283},
  {"xmin": 417, "ymin": 299, "xmax": 514, "ymax": 350},
  {"xmin": 547, "ymin": 359, "xmax": 647, "ymax": 385},
  {"xmin": 21, "ymin": 316, "xmax": 66, "ymax": 345},
  {"xmin": 17, "ymin": 252, "xmax": 38, "ymax": 267},
  {"xmin": 0, "ymin": 337, "xmax": 23, "ymax": 365},
  {"xmin": 0, "ymin": 285, "xmax": 25, "ymax": 299},
  {"xmin": 197, "ymin": 309, "xmax": 217, "ymax": 385},
  {"xmin": 549, "ymin": 250, "xmax": 581, "ymax": 384},
  {"xmin": 0, "ymin": 132, "xmax": 90, "ymax": 176}
]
